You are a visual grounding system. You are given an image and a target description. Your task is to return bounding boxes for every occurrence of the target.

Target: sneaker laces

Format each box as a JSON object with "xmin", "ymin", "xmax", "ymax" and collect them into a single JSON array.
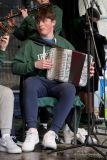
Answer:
[
  {"xmin": 25, "ymin": 131, "xmax": 37, "ymax": 143},
  {"xmin": 55, "ymin": 134, "xmax": 59, "ymax": 143},
  {"xmin": 55, "ymin": 134, "xmax": 58, "ymax": 140},
  {"xmin": 47, "ymin": 131, "xmax": 58, "ymax": 141},
  {"xmin": 11, "ymin": 136, "xmax": 17, "ymax": 143},
  {"xmin": 52, "ymin": 132, "xmax": 58, "ymax": 140},
  {"xmin": 3, "ymin": 136, "xmax": 18, "ymax": 147},
  {"xmin": 46, "ymin": 131, "xmax": 58, "ymax": 140}
]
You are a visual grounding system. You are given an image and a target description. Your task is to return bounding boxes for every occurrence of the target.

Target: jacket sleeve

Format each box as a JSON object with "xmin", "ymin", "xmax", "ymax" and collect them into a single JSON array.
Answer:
[
  {"xmin": 53, "ymin": 5, "xmax": 63, "ymax": 35},
  {"xmin": 12, "ymin": 41, "xmax": 36, "ymax": 75},
  {"xmin": 13, "ymin": 21, "xmax": 28, "ymax": 41},
  {"xmin": 0, "ymin": 50, "xmax": 5, "ymax": 71},
  {"xmin": 13, "ymin": 15, "xmax": 36, "ymax": 41}
]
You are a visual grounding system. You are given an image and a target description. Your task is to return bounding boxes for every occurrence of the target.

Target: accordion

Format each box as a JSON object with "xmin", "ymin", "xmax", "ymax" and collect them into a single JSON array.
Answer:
[{"xmin": 47, "ymin": 48, "xmax": 93, "ymax": 86}]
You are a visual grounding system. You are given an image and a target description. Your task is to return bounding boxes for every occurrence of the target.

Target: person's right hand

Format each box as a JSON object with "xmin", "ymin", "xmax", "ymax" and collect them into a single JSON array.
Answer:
[
  {"xmin": 0, "ymin": 35, "xmax": 10, "ymax": 51},
  {"xmin": 7, "ymin": 10, "xmax": 16, "ymax": 27},
  {"xmin": 34, "ymin": 59, "xmax": 52, "ymax": 69},
  {"xmin": 7, "ymin": 8, "xmax": 28, "ymax": 27}
]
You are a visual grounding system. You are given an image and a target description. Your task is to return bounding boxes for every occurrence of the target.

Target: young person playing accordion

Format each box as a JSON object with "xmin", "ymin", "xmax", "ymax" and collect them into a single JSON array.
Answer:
[{"xmin": 12, "ymin": 6, "xmax": 94, "ymax": 151}]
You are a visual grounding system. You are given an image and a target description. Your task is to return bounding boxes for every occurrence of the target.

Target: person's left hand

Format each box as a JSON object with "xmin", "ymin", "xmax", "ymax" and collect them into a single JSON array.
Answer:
[{"xmin": 19, "ymin": 8, "xmax": 28, "ymax": 19}]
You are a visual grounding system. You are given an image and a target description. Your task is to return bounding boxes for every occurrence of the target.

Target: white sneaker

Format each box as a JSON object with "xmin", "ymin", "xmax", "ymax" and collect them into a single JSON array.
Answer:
[
  {"xmin": 22, "ymin": 129, "xmax": 39, "ymax": 152},
  {"xmin": 76, "ymin": 128, "xmax": 87, "ymax": 143},
  {"xmin": 0, "ymin": 136, "xmax": 22, "ymax": 153},
  {"xmin": 64, "ymin": 124, "xmax": 74, "ymax": 144},
  {"xmin": 76, "ymin": 128, "xmax": 97, "ymax": 144},
  {"xmin": 85, "ymin": 136, "xmax": 97, "ymax": 144},
  {"xmin": 42, "ymin": 130, "xmax": 57, "ymax": 149}
]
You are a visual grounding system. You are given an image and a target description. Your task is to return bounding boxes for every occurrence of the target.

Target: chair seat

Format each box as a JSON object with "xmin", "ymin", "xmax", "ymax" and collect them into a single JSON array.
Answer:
[
  {"xmin": 38, "ymin": 97, "xmax": 57, "ymax": 107},
  {"xmin": 38, "ymin": 96, "xmax": 84, "ymax": 114}
]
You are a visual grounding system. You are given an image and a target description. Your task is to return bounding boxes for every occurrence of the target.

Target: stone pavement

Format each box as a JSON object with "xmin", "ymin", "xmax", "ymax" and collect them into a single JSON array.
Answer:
[
  {"xmin": 0, "ymin": 132, "xmax": 107, "ymax": 160},
  {"xmin": 0, "ymin": 145, "xmax": 106, "ymax": 160}
]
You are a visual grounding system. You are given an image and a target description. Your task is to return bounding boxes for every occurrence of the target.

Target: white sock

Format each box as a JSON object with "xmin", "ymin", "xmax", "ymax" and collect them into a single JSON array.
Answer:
[
  {"xmin": 2, "ymin": 134, "xmax": 10, "ymax": 139},
  {"xmin": 42, "ymin": 123, "xmax": 47, "ymax": 129},
  {"xmin": 1, "ymin": 129, "xmax": 11, "ymax": 139}
]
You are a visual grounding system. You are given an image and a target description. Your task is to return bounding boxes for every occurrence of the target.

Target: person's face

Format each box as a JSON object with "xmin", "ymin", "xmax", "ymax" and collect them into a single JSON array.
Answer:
[
  {"xmin": 34, "ymin": 0, "xmax": 50, "ymax": 5},
  {"xmin": 36, "ymin": 18, "xmax": 56, "ymax": 38}
]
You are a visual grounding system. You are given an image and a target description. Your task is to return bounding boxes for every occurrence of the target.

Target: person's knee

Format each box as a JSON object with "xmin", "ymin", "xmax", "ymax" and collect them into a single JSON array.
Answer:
[
  {"xmin": 23, "ymin": 76, "xmax": 41, "ymax": 92},
  {"xmin": 23, "ymin": 77, "xmax": 35, "ymax": 88},
  {"xmin": 1, "ymin": 86, "xmax": 14, "ymax": 100},
  {"xmin": 63, "ymin": 83, "xmax": 76, "ymax": 95}
]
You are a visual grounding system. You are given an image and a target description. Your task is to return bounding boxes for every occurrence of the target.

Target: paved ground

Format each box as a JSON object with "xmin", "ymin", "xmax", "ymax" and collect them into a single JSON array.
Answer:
[
  {"xmin": 0, "ymin": 132, "xmax": 107, "ymax": 160},
  {"xmin": 1, "ymin": 117, "xmax": 107, "ymax": 160},
  {"xmin": 0, "ymin": 145, "xmax": 106, "ymax": 160}
]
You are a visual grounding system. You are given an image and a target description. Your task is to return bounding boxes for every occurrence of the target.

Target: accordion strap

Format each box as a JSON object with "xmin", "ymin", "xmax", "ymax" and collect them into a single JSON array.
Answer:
[{"xmin": 30, "ymin": 36, "xmax": 62, "ymax": 49}]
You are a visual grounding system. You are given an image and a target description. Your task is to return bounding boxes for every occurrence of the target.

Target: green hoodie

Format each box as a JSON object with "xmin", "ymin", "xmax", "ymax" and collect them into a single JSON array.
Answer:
[
  {"xmin": 0, "ymin": 50, "xmax": 5, "ymax": 71},
  {"xmin": 13, "ymin": 5, "xmax": 63, "ymax": 41},
  {"xmin": 12, "ymin": 34, "xmax": 75, "ymax": 77}
]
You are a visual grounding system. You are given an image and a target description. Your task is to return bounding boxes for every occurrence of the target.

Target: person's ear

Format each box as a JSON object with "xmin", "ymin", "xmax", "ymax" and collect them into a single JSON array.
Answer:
[{"xmin": 52, "ymin": 20, "xmax": 56, "ymax": 27}]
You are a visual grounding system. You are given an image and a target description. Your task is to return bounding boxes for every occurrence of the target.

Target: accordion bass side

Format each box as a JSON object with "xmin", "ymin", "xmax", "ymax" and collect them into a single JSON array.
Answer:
[{"xmin": 46, "ymin": 48, "xmax": 93, "ymax": 87}]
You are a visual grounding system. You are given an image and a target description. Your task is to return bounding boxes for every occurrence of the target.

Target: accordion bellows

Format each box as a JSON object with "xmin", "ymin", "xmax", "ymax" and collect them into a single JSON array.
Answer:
[{"xmin": 47, "ymin": 48, "xmax": 93, "ymax": 87}]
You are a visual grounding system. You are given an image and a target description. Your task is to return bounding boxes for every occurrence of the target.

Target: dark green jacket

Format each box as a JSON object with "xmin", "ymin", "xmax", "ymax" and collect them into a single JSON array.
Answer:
[
  {"xmin": 13, "ymin": 5, "xmax": 63, "ymax": 41},
  {"xmin": 12, "ymin": 34, "xmax": 75, "ymax": 77},
  {"xmin": 0, "ymin": 50, "xmax": 5, "ymax": 71}
]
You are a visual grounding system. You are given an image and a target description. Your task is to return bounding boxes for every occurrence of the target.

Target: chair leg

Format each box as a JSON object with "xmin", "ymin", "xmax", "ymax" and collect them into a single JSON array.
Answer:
[
  {"xmin": 65, "ymin": 107, "xmax": 78, "ymax": 144},
  {"xmin": 74, "ymin": 107, "xmax": 77, "ymax": 145}
]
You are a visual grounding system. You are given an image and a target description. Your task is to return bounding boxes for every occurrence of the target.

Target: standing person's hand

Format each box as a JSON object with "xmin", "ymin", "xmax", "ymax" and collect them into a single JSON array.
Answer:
[
  {"xmin": 19, "ymin": 8, "xmax": 28, "ymax": 19},
  {"xmin": 7, "ymin": 10, "xmax": 16, "ymax": 27},
  {"xmin": 7, "ymin": 8, "xmax": 28, "ymax": 27}
]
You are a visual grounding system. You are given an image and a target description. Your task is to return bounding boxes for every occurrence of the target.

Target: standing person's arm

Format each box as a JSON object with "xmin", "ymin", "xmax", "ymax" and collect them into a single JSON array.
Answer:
[
  {"xmin": 52, "ymin": 5, "xmax": 63, "ymax": 35},
  {"xmin": 13, "ymin": 20, "xmax": 29, "ymax": 41},
  {"xmin": 8, "ymin": 9, "xmax": 33, "ymax": 41}
]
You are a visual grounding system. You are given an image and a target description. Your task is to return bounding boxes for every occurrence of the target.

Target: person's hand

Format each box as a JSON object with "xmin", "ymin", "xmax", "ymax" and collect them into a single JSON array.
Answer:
[
  {"xmin": 7, "ymin": 8, "xmax": 28, "ymax": 27},
  {"xmin": 34, "ymin": 59, "xmax": 52, "ymax": 69},
  {"xmin": 89, "ymin": 61, "xmax": 95, "ymax": 78},
  {"xmin": 7, "ymin": 10, "xmax": 16, "ymax": 27},
  {"xmin": 19, "ymin": 8, "xmax": 28, "ymax": 19},
  {"xmin": 0, "ymin": 35, "xmax": 10, "ymax": 51}
]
